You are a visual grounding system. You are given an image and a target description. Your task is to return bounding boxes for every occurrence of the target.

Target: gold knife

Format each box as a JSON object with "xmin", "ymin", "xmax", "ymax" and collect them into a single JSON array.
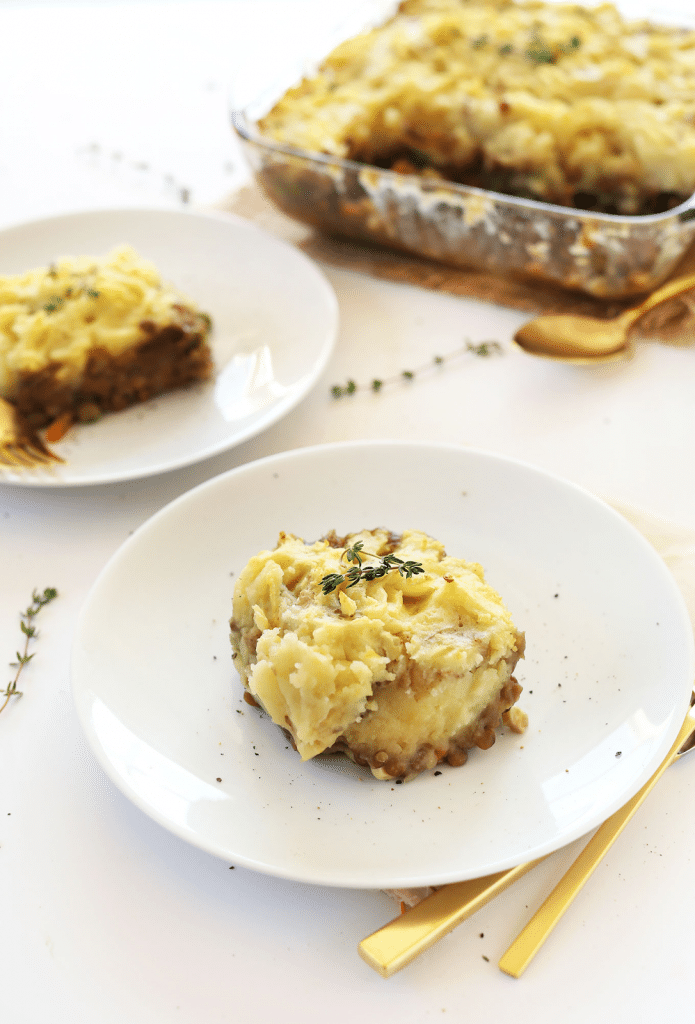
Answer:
[{"xmin": 359, "ymin": 858, "xmax": 545, "ymax": 978}]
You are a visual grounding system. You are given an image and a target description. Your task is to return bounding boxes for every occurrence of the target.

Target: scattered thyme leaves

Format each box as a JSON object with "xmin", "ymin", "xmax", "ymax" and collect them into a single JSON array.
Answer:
[
  {"xmin": 526, "ymin": 40, "xmax": 554, "ymax": 64},
  {"xmin": 2, "ymin": 587, "xmax": 58, "ymax": 715},
  {"xmin": 330, "ymin": 338, "xmax": 502, "ymax": 398},
  {"xmin": 320, "ymin": 541, "xmax": 425, "ymax": 595},
  {"xmin": 526, "ymin": 33, "xmax": 581, "ymax": 64}
]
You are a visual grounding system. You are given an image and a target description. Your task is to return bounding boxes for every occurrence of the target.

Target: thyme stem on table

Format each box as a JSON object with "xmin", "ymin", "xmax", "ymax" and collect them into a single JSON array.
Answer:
[
  {"xmin": 321, "ymin": 542, "xmax": 425, "ymax": 595},
  {"xmin": 330, "ymin": 339, "xmax": 502, "ymax": 399},
  {"xmin": 1, "ymin": 587, "xmax": 58, "ymax": 715}
]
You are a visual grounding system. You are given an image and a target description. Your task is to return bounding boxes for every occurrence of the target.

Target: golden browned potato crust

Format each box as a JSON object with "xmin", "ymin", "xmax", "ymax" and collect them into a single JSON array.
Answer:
[{"xmin": 259, "ymin": 0, "xmax": 695, "ymax": 215}]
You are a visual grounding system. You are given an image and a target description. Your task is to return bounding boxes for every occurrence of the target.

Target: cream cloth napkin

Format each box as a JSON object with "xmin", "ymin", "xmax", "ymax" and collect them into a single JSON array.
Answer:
[{"xmin": 385, "ymin": 501, "xmax": 695, "ymax": 907}]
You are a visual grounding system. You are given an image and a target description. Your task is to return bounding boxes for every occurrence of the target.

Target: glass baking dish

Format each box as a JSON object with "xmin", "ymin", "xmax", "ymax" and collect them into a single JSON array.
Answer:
[{"xmin": 230, "ymin": 2, "xmax": 695, "ymax": 300}]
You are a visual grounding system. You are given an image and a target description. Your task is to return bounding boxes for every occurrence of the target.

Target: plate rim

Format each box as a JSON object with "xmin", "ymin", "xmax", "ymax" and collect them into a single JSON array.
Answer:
[
  {"xmin": 71, "ymin": 440, "xmax": 695, "ymax": 887},
  {"xmin": 0, "ymin": 206, "xmax": 339, "ymax": 488}
]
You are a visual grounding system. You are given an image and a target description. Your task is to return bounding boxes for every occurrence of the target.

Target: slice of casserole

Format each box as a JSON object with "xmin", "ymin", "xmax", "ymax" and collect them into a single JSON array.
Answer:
[
  {"xmin": 229, "ymin": 528, "xmax": 526, "ymax": 781},
  {"xmin": 0, "ymin": 245, "xmax": 213, "ymax": 430}
]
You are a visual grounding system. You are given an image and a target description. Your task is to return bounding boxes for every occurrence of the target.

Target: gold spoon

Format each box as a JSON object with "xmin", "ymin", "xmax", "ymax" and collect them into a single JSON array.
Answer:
[{"xmin": 513, "ymin": 271, "xmax": 695, "ymax": 363}]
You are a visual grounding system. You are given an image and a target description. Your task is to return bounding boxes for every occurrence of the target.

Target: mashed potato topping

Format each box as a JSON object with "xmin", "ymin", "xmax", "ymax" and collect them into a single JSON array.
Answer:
[
  {"xmin": 259, "ymin": 0, "xmax": 695, "ymax": 214},
  {"xmin": 0, "ymin": 246, "xmax": 202, "ymax": 393},
  {"xmin": 230, "ymin": 529, "xmax": 526, "ymax": 780}
]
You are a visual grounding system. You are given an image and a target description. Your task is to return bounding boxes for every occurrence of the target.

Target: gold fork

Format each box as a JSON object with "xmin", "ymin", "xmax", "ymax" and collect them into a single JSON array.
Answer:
[
  {"xmin": 0, "ymin": 396, "xmax": 63, "ymax": 468},
  {"xmin": 359, "ymin": 703, "xmax": 695, "ymax": 978},
  {"xmin": 499, "ymin": 702, "xmax": 695, "ymax": 977}
]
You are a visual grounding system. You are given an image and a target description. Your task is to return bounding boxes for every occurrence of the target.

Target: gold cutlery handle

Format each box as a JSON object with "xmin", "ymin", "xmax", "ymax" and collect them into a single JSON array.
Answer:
[
  {"xmin": 359, "ymin": 858, "xmax": 545, "ymax": 978},
  {"xmin": 499, "ymin": 710, "xmax": 695, "ymax": 978},
  {"xmin": 622, "ymin": 271, "xmax": 695, "ymax": 328}
]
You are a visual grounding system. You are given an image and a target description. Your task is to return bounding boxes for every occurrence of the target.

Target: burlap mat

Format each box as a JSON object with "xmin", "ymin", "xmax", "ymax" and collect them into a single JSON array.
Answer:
[
  {"xmin": 383, "ymin": 502, "xmax": 695, "ymax": 908},
  {"xmin": 216, "ymin": 182, "xmax": 695, "ymax": 342}
]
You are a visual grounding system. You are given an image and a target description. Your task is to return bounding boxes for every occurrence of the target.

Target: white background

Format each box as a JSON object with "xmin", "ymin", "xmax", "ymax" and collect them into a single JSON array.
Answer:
[{"xmin": 1, "ymin": 2, "xmax": 695, "ymax": 1022}]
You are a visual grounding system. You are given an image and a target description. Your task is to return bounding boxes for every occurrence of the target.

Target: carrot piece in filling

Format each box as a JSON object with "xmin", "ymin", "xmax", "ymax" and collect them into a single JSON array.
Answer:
[{"xmin": 44, "ymin": 413, "xmax": 74, "ymax": 443}]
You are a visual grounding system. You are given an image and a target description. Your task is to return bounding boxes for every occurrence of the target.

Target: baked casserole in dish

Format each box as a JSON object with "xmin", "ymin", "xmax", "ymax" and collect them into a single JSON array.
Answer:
[{"xmin": 232, "ymin": 0, "xmax": 695, "ymax": 298}]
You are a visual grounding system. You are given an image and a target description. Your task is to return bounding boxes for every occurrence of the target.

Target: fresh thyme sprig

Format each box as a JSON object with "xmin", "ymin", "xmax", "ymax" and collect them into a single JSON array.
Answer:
[
  {"xmin": 321, "ymin": 542, "xmax": 425, "ymax": 595},
  {"xmin": 1, "ymin": 587, "xmax": 58, "ymax": 715},
  {"xmin": 77, "ymin": 142, "xmax": 193, "ymax": 205},
  {"xmin": 330, "ymin": 339, "xmax": 502, "ymax": 399}
]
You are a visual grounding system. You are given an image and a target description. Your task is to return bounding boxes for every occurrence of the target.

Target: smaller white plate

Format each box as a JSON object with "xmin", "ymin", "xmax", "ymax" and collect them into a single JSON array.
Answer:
[
  {"xmin": 71, "ymin": 442, "xmax": 695, "ymax": 889},
  {"xmin": 0, "ymin": 208, "xmax": 337, "ymax": 486}
]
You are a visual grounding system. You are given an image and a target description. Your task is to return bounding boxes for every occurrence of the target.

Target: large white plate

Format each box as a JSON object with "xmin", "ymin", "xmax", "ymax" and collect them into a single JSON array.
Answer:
[
  {"xmin": 71, "ymin": 442, "xmax": 694, "ymax": 888},
  {"xmin": 0, "ymin": 208, "xmax": 337, "ymax": 486}
]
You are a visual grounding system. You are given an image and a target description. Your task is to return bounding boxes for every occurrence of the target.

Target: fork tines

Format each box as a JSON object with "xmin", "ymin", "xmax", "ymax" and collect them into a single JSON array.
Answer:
[
  {"xmin": 0, "ymin": 398, "xmax": 64, "ymax": 469},
  {"xmin": 0, "ymin": 442, "xmax": 62, "ymax": 468}
]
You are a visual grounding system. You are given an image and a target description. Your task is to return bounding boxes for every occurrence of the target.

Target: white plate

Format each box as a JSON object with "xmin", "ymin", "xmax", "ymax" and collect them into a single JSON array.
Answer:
[
  {"xmin": 71, "ymin": 442, "xmax": 694, "ymax": 888},
  {"xmin": 0, "ymin": 208, "xmax": 337, "ymax": 486}
]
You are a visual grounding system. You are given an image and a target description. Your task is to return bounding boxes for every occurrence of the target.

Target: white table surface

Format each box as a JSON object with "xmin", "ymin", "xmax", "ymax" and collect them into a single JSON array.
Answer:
[{"xmin": 2, "ymin": 2, "xmax": 695, "ymax": 1021}]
